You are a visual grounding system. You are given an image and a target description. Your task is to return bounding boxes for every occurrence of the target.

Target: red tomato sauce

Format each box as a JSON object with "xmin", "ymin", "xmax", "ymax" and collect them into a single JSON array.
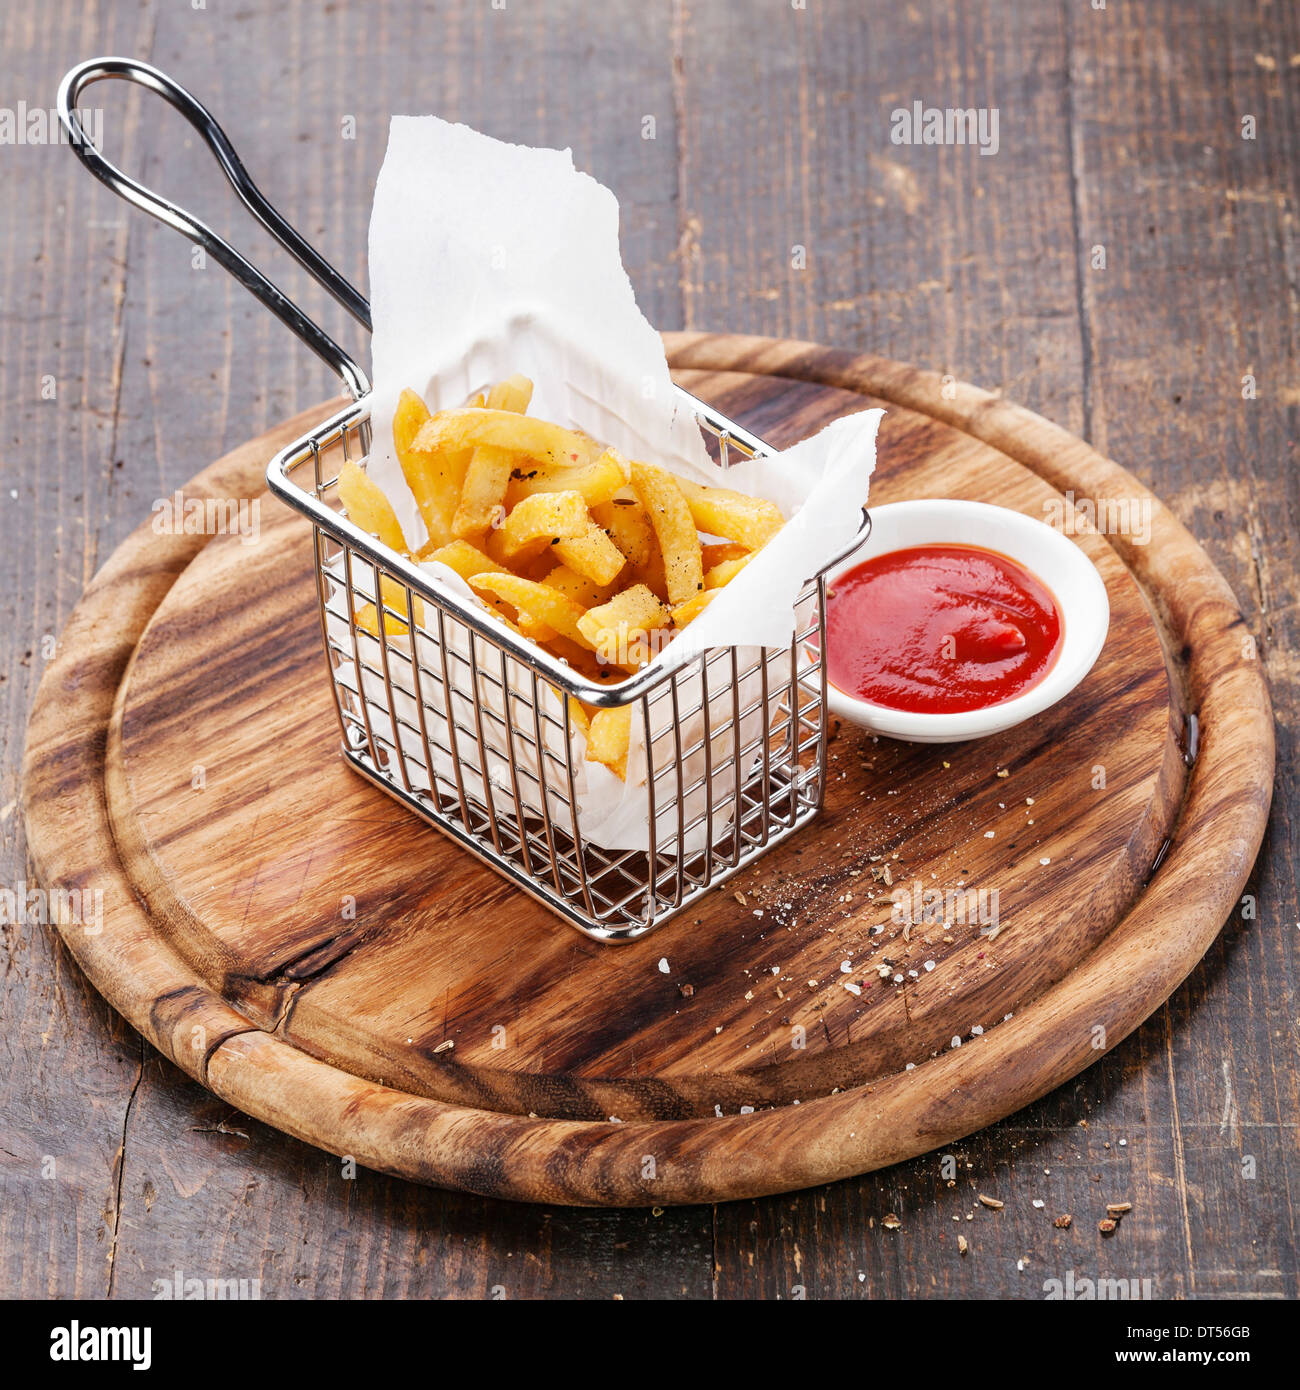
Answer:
[{"xmin": 826, "ymin": 544, "xmax": 1063, "ymax": 714}]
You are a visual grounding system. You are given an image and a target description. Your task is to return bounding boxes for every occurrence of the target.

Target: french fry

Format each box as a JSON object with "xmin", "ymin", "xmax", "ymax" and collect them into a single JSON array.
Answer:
[
  {"xmin": 393, "ymin": 388, "xmax": 463, "ymax": 548},
  {"xmin": 504, "ymin": 448, "xmax": 627, "ymax": 510},
  {"xmin": 416, "ymin": 538, "xmax": 505, "ymax": 581},
  {"xmin": 577, "ymin": 583, "xmax": 670, "ymax": 669},
  {"xmin": 485, "ymin": 373, "xmax": 533, "ymax": 414},
  {"xmin": 452, "ymin": 443, "xmax": 514, "ymax": 539},
  {"xmin": 591, "ymin": 494, "xmax": 657, "ymax": 569},
  {"xmin": 412, "ymin": 408, "xmax": 598, "ymax": 469},
  {"xmin": 701, "ymin": 541, "xmax": 749, "ymax": 569},
  {"xmin": 586, "ymin": 705, "xmax": 633, "ymax": 781},
  {"xmin": 517, "ymin": 613, "xmax": 558, "ymax": 641},
  {"xmin": 565, "ymin": 698, "xmax": 591, "ymax": 739},
  {"xmin": 337, "ymin": 460, "xmax": 409, "ymax": 554},
  {"xmin": 393, "ymin": 387, "xmax": 430, "ymax": 457},
  {"xmin": 542, "ymin": 563, "xmax": 618, "ymax": 609},
  {"xmin": 670, "ymin": 589, "xmax": 716, "ymax": 628},
  {"xmin": 494, "ymin": 490, "xmax": 589, "ymax": 559},
  {"xmin": 628, "ymin": 459, "xmax": 704, "ymax": 606},
  {"xmin": 677, "ymin": 477, "xmax": 784, "ymax": 549},
  {"xmin": 632, "ymin": 553, "xmax": 670, "ymax": 604},
  {"xmin": 703, "ymin": 554, "xmax": 752, "ymax": 589},
  {"xmin": 448, "ymin": 377, "xmax": 538, "ymax": 537},
  {"xmin": 354, "ymin": 577, "xmax": 426, "ymax": 638},
  {"xmin": 467, "ymin": 572, "xmax": 592, "ymax": 648},
  {"xmin": 554, "ymin": 520, "xmax": 627, "ymax": 586}
]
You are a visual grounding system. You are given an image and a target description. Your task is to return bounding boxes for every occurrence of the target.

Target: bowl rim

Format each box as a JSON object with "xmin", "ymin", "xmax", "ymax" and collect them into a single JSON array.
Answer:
[{"xmin": 820, "ymin": 498, "xmax": 1111, "ymax": 742}]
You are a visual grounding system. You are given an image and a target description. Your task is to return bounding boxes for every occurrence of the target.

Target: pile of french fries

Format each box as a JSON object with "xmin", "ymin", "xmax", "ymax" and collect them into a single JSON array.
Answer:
[{"xmin": 335, "ymin": 375, "xmax": 784, "ymax": 780}]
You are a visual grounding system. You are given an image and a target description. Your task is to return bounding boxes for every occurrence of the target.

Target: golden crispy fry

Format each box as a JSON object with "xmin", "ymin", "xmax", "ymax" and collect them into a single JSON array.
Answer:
[
  {"xmin": 337, "ymin": 460, "xmax": 409, "ymax": 554},
  {"xmin": 542, "ymin": 564, "xmax": 618, "ymax": 609},
  {"xmin": 517, "ymin": 612, "xmax": 558, "ymax": 641},
  {"xmin": 472, "ymin": 596, "xmax": 526, "ymax": 634},
  {"xmin": 701, "ymin": 541, "xmax": 749, "ymax": 569},
  {"xmin": 495, "ymin": 489, "xmax": 589, "ymax": 559},
  {"xmin": 670, "ymin": 589, "xmax": 716, "ymax": 628},
  {"xmin": 554, "ymin": 520, "xmax": 627, "ymax": 586},
  {"xmin": 504, "ymin": 448, "xmax": 627, "ymax": 511},
  {"xmin": 577, "ymin": 583, "xmax": 670, "ymax": 669},
  {"xmin": 412, "ymin": 408, "xmax": 597, "ymax": 469},
  {"xmin": 416, "ymin": 538, "xmax": 505, "ymax": 581},
  {"xmin": 591, "ymin": 494, "xmax": 657, "ymax": 569},
  {"xmin": 354, "ymin": 577, "xmax": 426, "ymax": 638},
  {"xmin": 452, "ymin": 443, "xmax": 514, "ymax": 539},
  {"xmin": 444, "ymin": 377, "xmax": 538, "ymax": 537},
  {"xmin": 677, "ymin": 477, "xmax": 784, "ymax": 549},
  {"xmin": 565, "ymin": 698, "xmax": 591, "ymax": 738},
  {"xmin": 628, "ymin": 459, "xmax": 704, "ymax": 606},
  {"xmin": 576, "ymin": 583, "xmax": 669, "ymax": 645},
  {"xmin": 392, "ymin": 388, "xmax": 461, "ymax": 549},
  {"xmin": 393, "ymin": 387, "xmax": 430, "ymax": 457},
  {"xmin": 703, "ymin": 554, "xmax": 752, "ymax": 589},
  {"xmin": 485, "ymin": 373, "xmax": 533, "ymax": 414},
  {"xmin": 586, "ymin": 705, "xmax": 633, "ymax": 781},
  {"xmin": 467, "ymin": 572, "xmax": 592, "ymax": 648},
  {"xmin": 632, "ymin": 553, "xmax": 669, "ymax": 604}
]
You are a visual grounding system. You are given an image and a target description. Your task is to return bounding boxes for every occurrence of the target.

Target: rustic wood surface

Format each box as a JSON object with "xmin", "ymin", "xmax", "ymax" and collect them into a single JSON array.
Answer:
[{"xmin": 1, "ymin": 0, "xmax": 1295, "ymax": 1293}]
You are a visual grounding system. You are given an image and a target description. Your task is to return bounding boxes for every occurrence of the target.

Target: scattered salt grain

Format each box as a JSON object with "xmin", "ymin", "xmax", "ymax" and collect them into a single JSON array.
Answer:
[
  {"xmin": 658, "ymin": 957, "xmax": 670, "ymax": 974},
  {"xmin": 951, "ymin": 1035, "xmax": 962, "ymax": 1049},
  {"xmin": 924, "ymin": 960, "xmax": 936, "ymax": 972}
]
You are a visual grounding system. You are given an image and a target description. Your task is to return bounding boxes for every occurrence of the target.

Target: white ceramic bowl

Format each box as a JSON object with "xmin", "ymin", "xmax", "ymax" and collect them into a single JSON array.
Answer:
[{"xmin": 822, "ymin": 499, "xmax": 1110, "ymax": 743}]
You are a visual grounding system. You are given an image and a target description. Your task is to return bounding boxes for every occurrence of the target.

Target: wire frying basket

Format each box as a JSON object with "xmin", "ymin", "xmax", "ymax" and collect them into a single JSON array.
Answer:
[{"xmin": 59, "ymin": 56, "xmax": 870, "ymax": 942}]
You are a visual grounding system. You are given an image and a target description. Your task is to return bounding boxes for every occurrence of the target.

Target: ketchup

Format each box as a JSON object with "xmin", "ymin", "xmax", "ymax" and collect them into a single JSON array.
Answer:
[{"xmin": 826, "ymin": 544, "xmax": 1063, "ymax": 714}]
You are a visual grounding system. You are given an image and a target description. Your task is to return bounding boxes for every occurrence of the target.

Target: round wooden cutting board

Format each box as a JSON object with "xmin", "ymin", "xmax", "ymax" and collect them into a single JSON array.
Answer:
[{"xmin": 22, "ymin": 335, "xmax": 1273, "ymax": 1206}]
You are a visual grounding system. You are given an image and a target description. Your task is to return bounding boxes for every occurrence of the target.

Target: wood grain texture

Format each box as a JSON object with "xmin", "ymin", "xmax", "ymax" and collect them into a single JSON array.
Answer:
[
  {"xmin": 2, "ymin": 0, "xmax": 1295, "ymax": 1297},
  {"xmin": 21, "ymin": 337, "xmax": 1271, "ymax": 1206}
]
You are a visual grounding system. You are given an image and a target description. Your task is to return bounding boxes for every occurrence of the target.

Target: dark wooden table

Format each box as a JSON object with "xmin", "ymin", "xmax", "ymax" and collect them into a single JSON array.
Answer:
[{"xmin": 2, "ymin": 0, "xmax": 1295, "ymax": 1300}]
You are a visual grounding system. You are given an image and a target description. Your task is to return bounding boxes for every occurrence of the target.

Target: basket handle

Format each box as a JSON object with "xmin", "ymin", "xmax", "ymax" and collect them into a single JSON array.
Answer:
[{"xmin": 57, "ymin": 57, "xmax": 372, "ymax": 399}]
